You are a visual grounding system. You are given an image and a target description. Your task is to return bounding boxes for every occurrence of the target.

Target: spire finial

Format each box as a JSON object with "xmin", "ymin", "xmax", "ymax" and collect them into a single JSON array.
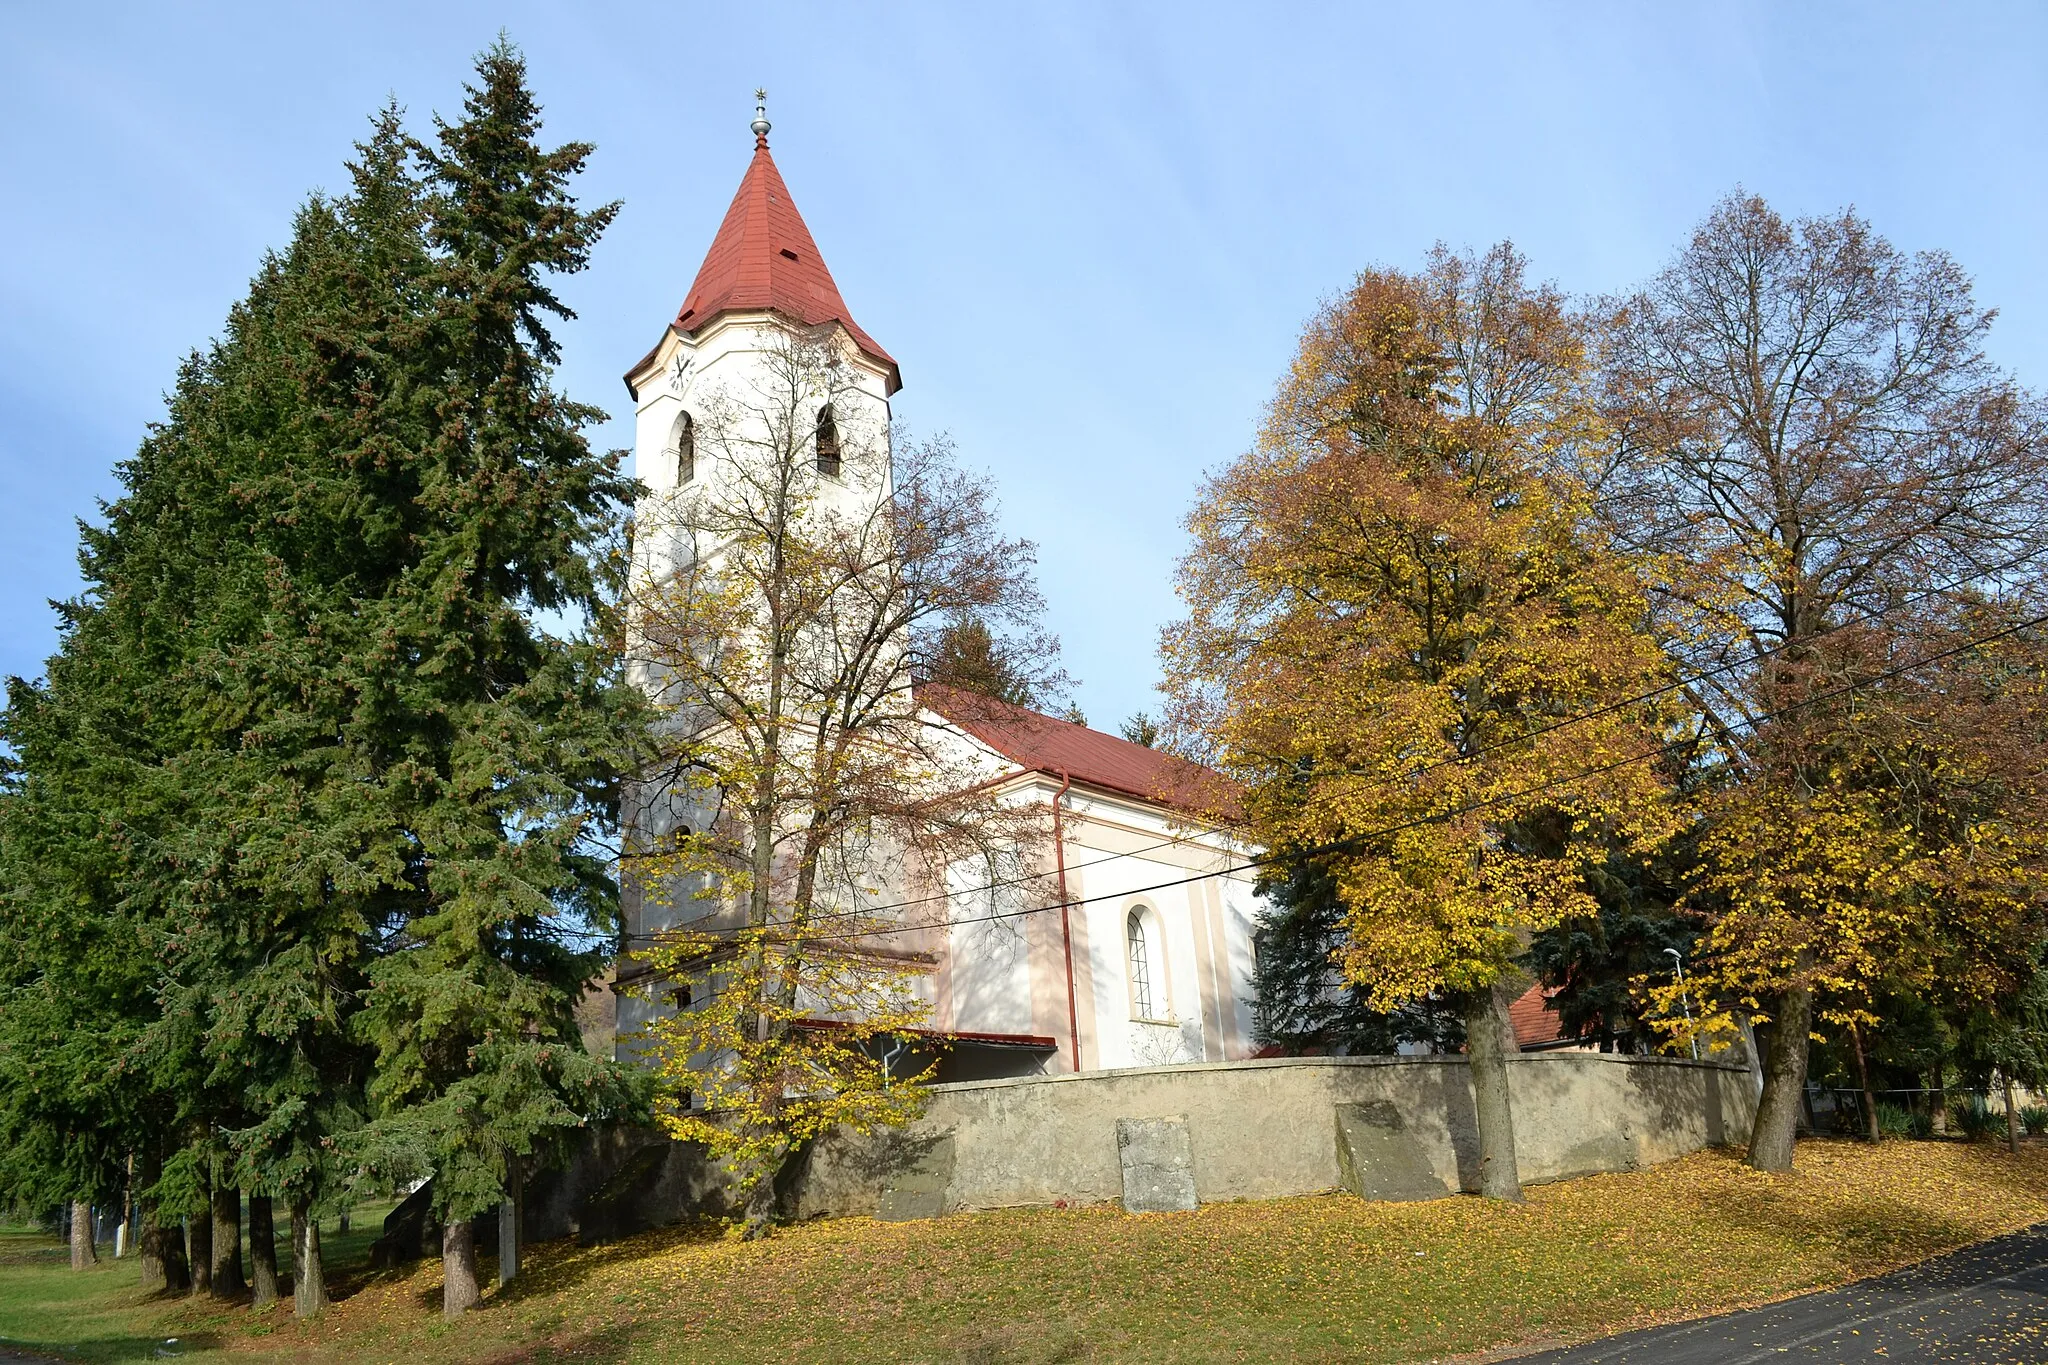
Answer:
[{"xmin": 751, "ymin": 89, "xmax": 771, "ymax": 148}]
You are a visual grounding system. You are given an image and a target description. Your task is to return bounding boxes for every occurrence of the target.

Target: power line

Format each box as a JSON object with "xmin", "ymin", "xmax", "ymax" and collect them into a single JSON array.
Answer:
[
  {"xmin": 645, "ymin": 606, "xmax": 2048, "ymax": 952},
  {"xmin": 626, "ymin": 551, "xmax": 2044, "ymax": 939}
]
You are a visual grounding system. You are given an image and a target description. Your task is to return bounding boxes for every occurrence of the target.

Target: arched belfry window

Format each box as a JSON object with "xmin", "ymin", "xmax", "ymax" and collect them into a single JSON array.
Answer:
[
  {"xmin": 814, "ymin": 404, "xmax": 841, "ymax": 478},
  {"xmin": 1127, "ymin": 907, "xmax": 1157, "ymax": 1021},
  {"xmin": 671, "ymin": 412, "xmax": 695, "ymax": 485}
]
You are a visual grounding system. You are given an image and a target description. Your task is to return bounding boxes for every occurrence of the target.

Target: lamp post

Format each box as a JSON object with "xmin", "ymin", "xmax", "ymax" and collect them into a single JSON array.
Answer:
[{"xmin": 1665, "ymin": 947, "xmax": 1700, "ymax": 1060}]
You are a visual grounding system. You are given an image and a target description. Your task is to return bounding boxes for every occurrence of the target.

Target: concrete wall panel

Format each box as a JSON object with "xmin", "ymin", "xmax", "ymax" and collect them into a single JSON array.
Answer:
[{"xmin": 533, "ymin": 1053, "xmax": 1759, "ymax": 1240}]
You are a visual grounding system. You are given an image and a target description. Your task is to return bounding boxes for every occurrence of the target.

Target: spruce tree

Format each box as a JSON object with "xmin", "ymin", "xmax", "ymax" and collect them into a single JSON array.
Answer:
[
  {"xmin": 1249, "ymin": 859, "xmax": 1462, "ymax": 1055},
  {"xmin": 334, "ymin": 41, "xmax": 644, "ymax": 1319},
  {"xmin": 3, "ymin": 46, "xmax": 645, "ymax": 1322},
  {"xmin": 0, "ymin": 336, "xmax": 253, "ymax": 1293},
  {"xmin": 161, "ymin": 127, "xmax": 430, "ymax": 1313}
]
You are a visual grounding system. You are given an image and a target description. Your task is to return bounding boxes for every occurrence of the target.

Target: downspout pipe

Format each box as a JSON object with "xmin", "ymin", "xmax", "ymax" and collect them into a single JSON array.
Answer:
[{"xmin": 1054, "ymin": 769, "xmax": 1080, "ymax": 1074}]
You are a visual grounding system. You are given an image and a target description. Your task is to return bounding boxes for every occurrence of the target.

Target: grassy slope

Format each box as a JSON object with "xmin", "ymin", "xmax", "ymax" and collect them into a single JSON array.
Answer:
[
  {"xmin": 0, "ymin": 1205, "xmax": 393, "ymax": 1364},
  {"xmin": 3, "ymin": 1142, "xmax": 2046, "ymax": 1364}
]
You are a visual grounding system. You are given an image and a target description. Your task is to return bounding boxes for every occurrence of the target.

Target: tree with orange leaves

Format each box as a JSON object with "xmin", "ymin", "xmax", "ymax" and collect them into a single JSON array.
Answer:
[
  {"xmin": 1164, "ymin": 245, "xmax": 1680, "ymax": 1200},
  {"xmin": 1648, "ymin": 606, "xmax": 2048, "ymax": 1154}
]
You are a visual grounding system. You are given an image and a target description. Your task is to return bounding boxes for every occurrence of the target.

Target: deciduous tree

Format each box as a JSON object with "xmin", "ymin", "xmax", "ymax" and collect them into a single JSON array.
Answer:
[
  {"xmin": 626, "ymin": 330, "xmax": 1057, "ymax": 1236},
  {"xmin": 1165, "ymin": 245, "xmax": 1680, "ymax": 1199},
  {"xmin": 1603, "ymin": 193, "xmax": 2048, "ymax": 1169}
]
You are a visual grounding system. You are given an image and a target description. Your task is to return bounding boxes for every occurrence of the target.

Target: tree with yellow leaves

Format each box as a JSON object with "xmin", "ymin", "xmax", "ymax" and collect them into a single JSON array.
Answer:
[
  {"xmin": 1165, "ymin": 246, "xmax": 1680, "ymax": 1200},
  {"xmin": 1649, "ymin": 608, "xmax": 2048, "ymax": 1158},
  {"xmin": 1603, "ymin": 193, "xmax": 2048, "ymax": 1169},
  {"xmin": 624, "ymin": 329, "xmax": 1055, "ymax": 1235}
]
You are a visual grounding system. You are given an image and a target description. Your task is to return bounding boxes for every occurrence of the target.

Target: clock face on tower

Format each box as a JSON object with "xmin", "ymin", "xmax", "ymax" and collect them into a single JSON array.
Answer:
[{"xmin": 666, "ymin": 350, "xmax": 693, "ymax": 397}]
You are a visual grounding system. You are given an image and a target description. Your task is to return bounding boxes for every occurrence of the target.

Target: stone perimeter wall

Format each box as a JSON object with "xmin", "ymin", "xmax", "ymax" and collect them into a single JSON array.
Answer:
[
  {"xmin": 798, "ymin": 1052, "xmax": 1758, "ymax": 1218},
  {"xmin": 529, "ymin": 1053, "xmax": 1757, "ymax": 1239}
]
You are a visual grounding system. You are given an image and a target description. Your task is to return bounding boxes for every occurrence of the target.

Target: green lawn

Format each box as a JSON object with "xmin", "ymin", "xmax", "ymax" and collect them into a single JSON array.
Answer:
[
  {"xmin": 0, "ymin": 1203, "xmax": 393, "ymax": 1364},
  {"xmin": 3, "ymin": 1142, "xmax": 2046, "ymax": 1363}
]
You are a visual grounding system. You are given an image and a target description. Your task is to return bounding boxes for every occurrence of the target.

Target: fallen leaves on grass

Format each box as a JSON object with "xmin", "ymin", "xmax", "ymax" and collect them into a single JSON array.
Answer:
[{"xmin": 20, "ymin": 1140, "xmax": 2048, "ymax": 1365}]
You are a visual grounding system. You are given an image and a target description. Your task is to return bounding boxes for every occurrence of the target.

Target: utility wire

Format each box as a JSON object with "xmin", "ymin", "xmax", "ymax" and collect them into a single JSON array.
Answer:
[
  {"xmin": 623, "ymin": 551, "xmax": 2045, "ymax": 938},
  {"xmin": 638, "ymin": 605, "xmax": 2048, "ymax": 952}
]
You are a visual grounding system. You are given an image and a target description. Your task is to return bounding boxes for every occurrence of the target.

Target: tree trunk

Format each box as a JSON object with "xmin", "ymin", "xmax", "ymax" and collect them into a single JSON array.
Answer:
[
  {"xmin": 1931, "ymin": 1057, "xmax": 1949, "ymax": 1136},
  {"xmin": 2006, "ymin": 1071, "xmax": 2023, "ymax": 1154},
  {"xmin": 187, "ymin": 1206, "xmax": 212, "ymax": 1297},
  {"xmin": 740, "ymin": 1163, "xmax": 781, "ymax": 1240},
  {"xmin": 248, "ymin": 1196, "xmax": 278, "ymax": 1308},
  {"xmin": 1462, "ymin": 982, "xmax": 1524, "ymax": 1201},
  {"xmin": 136, "ymin": 1146, "xmax": 188, "ymax": 1295},
  {"xmin": 117, "ymin": 1153, "xmax": 134, "ymax": 1259},
  {"xmin": 1749, "ymin": 980, "xmax": 1814, "ymax": 1171},
  {"xmin": 70, "ymin": 1200, "xmax": 96, "ymax": 1270},
  {"xmin": 291, "ymin": 1202, "xmax": 327, "ymax": 1319},
  {"xmin": 442, "ymin": 1217, "xmax": 481, "ymax": 1319},
  {"xmin": 210, "ymin": 1186, "xmax": 245, "ymax": 1298},
  {"xmin": 1849, "ymin": 1021, "xmax": 1881, "ymax": 1143},
  {"xmin": 498, "ymin": 1179, "xmax": 521, "ymax": 1285}
]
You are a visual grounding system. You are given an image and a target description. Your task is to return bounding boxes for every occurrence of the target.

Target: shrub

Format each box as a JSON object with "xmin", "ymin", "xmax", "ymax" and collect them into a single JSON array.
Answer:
[
  {"xmin": 1952, "ymin": 1096, "xmax": 1998, "ymax": 1141},
  {"xmin": 1876, "ymin": 1102, "xmax": 1916, "ymax": 1138},
  {"xmin": 2022, "ymin": 1105, "xmax": 2048, "ymax": 1138}
]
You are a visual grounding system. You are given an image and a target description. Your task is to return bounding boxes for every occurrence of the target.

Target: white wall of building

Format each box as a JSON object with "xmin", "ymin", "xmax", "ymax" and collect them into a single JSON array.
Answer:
[
  {"xmin": 617, "ymin": 317, "xmax": 1267, "ymax": 1079},
  {"xmin": 1049, "ymin": 784, "xmax": 1261, "ymax": 1072},
  {"xmin": 627, "ymin": 315, "xmax": 894, "ymax": 583}
]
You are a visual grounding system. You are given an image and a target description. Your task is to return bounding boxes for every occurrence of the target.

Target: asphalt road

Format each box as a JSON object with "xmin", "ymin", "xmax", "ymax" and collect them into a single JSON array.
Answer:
[{"xmin": 1513, "ymin": 1222, "xmax": 2048, "ymax": 1363}]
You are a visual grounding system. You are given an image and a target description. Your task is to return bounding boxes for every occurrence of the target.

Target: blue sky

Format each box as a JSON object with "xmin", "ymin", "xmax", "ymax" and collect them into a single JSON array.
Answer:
[{"xmin": 4, "ymin": 3, "xmax": 2044, "ymax": 730}]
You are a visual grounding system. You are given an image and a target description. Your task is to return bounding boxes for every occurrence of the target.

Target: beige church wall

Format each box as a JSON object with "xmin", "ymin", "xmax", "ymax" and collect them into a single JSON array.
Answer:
[
  {"xmin": 790, "ymin": 1052, "xmax": 1757, "ymax": 1218},
  {"xmin": 1060, "ymin": 789, "xmax": 1262, "ymax": 1072},
  {"xmin": 943, "ymin": 859, "xmax": 1037, "ymax": 1037}
]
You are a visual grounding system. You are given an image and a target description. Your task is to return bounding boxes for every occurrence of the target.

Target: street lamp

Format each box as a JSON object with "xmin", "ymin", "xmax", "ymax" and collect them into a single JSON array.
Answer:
[{"xmin": 1665, "ymin": 947, "xmax": 1700, "ymax": 1060}]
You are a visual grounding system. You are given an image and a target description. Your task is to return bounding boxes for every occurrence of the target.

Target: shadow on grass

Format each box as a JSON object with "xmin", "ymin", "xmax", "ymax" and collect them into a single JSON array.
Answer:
[
  {"xmin": 481, "ymin": 1221, "xmax": 733, "ymax": 1308},
  {"xmin": 374, "ymin": 1225, "xmax": 733, "ymax": 1322},
  {"xmin": 1667, "ymin": 1143, "xmax": 2018, "ymax": 1272},
  {"xmin": 0, "ymin": 1332, "xmax": 226, "ymax": 1364},
  {"xmin": 474, "ymin": 1316, "xmax": 1096, "ymax": 1365}
]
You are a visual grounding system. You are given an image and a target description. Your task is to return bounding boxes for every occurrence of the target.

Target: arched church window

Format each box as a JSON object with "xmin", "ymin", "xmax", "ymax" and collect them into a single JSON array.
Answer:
[
  {"xmin": 814, "ymin": 404, "xmax": 841, "ymax": 478},
  {"xmin": 671, "ymin": 412, "xmax": 695, "ymax": 484},
  {"xmin": 1127, "ymin": 907, "xmax": 1157, "ymax": 1020}
]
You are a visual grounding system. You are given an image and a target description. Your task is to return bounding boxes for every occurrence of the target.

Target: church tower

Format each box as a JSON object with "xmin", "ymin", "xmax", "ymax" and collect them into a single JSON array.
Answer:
[
  {"xmin": 622, "ymin": 97, "xmax": 899, "ymax": 576},
  {"xmin": 614, "ymin": 99, "xmax": 908, "ymax": 1022}
]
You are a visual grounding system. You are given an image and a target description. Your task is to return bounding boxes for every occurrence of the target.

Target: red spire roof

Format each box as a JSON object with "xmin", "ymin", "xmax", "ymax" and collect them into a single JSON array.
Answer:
[{"xmin": 670, "ymin": 135, "xmax": 897, "ymax": 388}]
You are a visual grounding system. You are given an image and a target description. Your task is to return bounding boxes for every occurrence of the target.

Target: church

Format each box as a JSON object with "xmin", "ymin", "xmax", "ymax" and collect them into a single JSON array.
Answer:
[{"xmin": 610, "ymin": 105, "xmax": 1269, "ymax": 1081}]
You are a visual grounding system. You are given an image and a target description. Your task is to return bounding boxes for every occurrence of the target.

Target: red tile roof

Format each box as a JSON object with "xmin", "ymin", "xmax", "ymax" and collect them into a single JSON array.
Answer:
[
  {"xmin": 1508, "ymin": 983, "xmax": 1574, "ymax": 1050},
  {"xmin": 666, "ymin": 136, "xmax": 897, "ymax": 391},
  {"xmin": 920, "ymin": 683, "xmax": 1240, "ymax": 822}
]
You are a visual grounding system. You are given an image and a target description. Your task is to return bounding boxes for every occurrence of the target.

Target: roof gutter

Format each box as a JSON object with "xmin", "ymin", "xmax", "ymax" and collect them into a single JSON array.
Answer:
[{"xmin": 1055, "ymin": 769, "xmax": 1081, "ymax": 1074}]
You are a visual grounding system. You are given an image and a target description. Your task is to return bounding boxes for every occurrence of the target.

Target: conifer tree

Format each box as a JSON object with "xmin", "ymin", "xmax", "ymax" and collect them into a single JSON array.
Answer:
[
  {"xmin": 3, "ymin": 43, "xmax": 643, "ymax": 1323},
  {"xmin": 0, "ymin": 330, "xmax": 261, "ymax": 1294},
  {"xmin": 0, "ymin": 197, "xmax": 374, "ymax": 1304},
  {"xmin": 1248, "ymin": 858, "xmax": 1462, "ymax": 1056},
  {"xmin": 334, "ymin": 41, "xmax": 645, "ymax": 1319},
  {"xmin": 164, "ymin": 118, "xmax": 431, "ymax": 1315}
]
